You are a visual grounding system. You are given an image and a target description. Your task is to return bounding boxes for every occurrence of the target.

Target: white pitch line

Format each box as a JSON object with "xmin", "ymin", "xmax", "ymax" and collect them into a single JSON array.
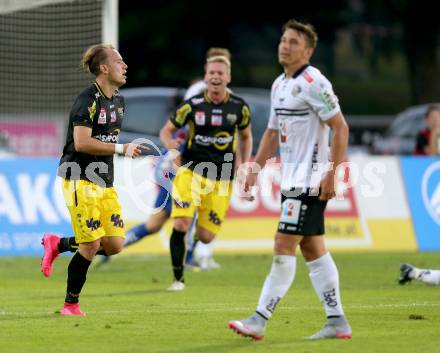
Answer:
[{"xmin": 1, "ymin": 302, "xmax": 439, "ymax": 316}]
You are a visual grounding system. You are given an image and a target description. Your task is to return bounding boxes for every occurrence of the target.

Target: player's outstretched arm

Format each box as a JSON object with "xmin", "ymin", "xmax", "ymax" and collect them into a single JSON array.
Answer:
[
  {"xmin": 73, "ymin": 126, "xmax": 144, "ymax": 158},
  {"xmin": 160, "ymin": 120, "xmax": 181, "ymax": 150}
]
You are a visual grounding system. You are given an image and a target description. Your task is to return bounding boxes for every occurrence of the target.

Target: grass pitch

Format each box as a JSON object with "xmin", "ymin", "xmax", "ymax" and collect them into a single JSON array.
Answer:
[{"xmin": 1, "ymin": 252, "xmax": 440, "ymax": 353}]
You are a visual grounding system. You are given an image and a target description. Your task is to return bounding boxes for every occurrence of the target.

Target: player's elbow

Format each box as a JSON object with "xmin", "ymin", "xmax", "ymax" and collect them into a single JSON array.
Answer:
[
  {"xmin": 74, "ymin": 140, "xmax": 87, "ymax": 153},
  {"xmin": 333, "ymin": 118, "xmax": 349, "ymax": 137}
]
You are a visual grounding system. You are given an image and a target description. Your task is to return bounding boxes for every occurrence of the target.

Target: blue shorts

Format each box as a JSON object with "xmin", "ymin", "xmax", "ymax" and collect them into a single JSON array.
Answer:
[{"xmin": 154, "ymin": 185, "xmax": 172, "ymax": 215}]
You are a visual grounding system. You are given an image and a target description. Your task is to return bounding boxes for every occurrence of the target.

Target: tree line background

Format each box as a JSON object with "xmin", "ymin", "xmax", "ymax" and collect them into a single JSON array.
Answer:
[{"xmin": 119, "ymin": 0, "xmax": 439, "ymax": 114}]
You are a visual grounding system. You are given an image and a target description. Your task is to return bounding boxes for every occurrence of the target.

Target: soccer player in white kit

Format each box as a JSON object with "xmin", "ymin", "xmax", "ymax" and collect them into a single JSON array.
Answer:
[{"xmin": 228, "ymin": 19, "xmax": 352, "ymax": 340}]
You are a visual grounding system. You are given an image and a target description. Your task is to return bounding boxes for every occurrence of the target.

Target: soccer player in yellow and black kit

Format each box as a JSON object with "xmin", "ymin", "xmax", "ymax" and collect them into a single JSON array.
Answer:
[
  {"xmin": 41, "ymin": 44, "xmax": 144, "ymax": 316},
  {"xmin": 160, "ymin": 55, "xmax": 253, "ymax": 291}
]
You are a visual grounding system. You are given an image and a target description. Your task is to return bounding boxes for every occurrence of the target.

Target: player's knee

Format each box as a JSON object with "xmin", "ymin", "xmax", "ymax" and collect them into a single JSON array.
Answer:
[
  {"xmin": 274, "ymin": 238, "xmax": 296, "ymax": 256},
  {"xmin": 79, "ymin": 240, "xmax": 101, "ymax": 259},
  {"xmin": 174, "ymin": 217, "xmax": 191, "ymax": 232},
  {"xmin": 148, "ymin": 223, "xmax": 162, "ymax": 233},
  {"xmin": 107, "ymin": 243, "xmax": 123, "ymax": 255},
  {"xmin": 197, "ymin": 229, "xmax": 215, "ymax": 244},
  {"xmin": 101, "ymin": 237, "xmax": 124, "ymax": 255}
]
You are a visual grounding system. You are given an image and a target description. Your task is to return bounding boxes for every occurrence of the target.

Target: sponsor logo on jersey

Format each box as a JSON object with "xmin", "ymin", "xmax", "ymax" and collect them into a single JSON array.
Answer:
[
  {"xmin": 195, "ymin": 111, "xmax": 206, "ymax": 125},
  {"xmin": 211, "ymin": 114, "xmax": 222, "ymax": 126},
  {"xmin": 118, "ymin": 107, "xmax": 124, "ymax": 117},
  {"xmin": 319, "ymin": 90, "xmax": 338, "ymax": 112},
  {"xmin": 279, "ymin": 121, "xmax": 287, "ymax": 143},
  {"xmin": 194, "ymin": 132, "xmax": 233, "ymax": 150},
  {"xmin": 212, "ymin": 109, "xmax": 222, "ymax": 114},
  {"xmin": 98, "ymin": 108, "xmax": 106, "ymax": 124},
  {"xmin": 95, "ymin": 129, "xmax": 120, "ymax": 143},
  {"xmin": 227, "ymin": 113, "xmax": 237, "ymax": 125},
  {"xmin": 110, "ymin": 110, "xmax": 117, "ymax": 123},
  {"xmin": 302, "ymin": 71, "xmax": 314, "ymax": 83}
]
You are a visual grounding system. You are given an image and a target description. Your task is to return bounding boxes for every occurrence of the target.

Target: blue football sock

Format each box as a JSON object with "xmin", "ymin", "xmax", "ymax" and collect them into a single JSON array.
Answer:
[
  {"xmin": 185, "ymin": 239, "xmax": 198, "ymax": 264},
  {"xmin": 124, "ymin": 224, "xmax": 149, "ymax": 246}
]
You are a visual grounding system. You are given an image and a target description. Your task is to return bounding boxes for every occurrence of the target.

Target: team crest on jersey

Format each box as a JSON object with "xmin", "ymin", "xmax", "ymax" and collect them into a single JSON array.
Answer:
[
  {"xmin": 226, "ymin": 113, "xmax": 237, "ymax": 124},
  {"xmin": 195, "ymin": 111, "xmax": 205, "ymax": 125},
  {"xmin": 291, "ymin": 85, "xmax": 302, "ymax": 96},
  {"xmin": 98, "ymin": 108, "xmax": 107, "ymax": 124},
  {"xmin": 211, "ymin": 114, "xmax": 222, "ymax": 126},
  {"xmin": 110, "ymin": 110, "xmax": 117, "ymax": 123},
  {"xmin": 118, "ymin": 107, "xmax": 124, "ymax": 117}
]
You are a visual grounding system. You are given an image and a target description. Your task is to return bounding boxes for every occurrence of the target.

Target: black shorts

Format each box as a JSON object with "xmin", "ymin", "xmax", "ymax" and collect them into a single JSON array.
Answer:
[{"xmin": 277, "ymin": 188, "xmax": 327, "ymax": 236}]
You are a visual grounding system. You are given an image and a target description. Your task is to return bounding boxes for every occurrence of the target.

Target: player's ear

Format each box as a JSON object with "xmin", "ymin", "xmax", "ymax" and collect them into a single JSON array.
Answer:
[{"xmin": 99, "ymin": 63, "xmax": 108, "ymax": 75}]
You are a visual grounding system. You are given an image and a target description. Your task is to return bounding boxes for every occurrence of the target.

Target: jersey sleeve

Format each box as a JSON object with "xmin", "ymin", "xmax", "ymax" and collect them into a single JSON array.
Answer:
[
  {"xmin": 169, "ymin": 101, "xmax": 192, "ymax": 128},
  {"xmin": 267, "ymin": 81, "xmax": 279, "ymax": 130},
  {"xmin": 305, "ymin": 74, "xmax": 341, "ymax": 121},
  {"xmin": 184, "ymin": 81, "xmax": 207, "ymax": 100},
  {"xmin": 71, "ymin": 92, "xmax": 97, "ymax": 128},
  {"xmin": 237, "ymin": 102, "xmax": 251, "ymax": 130}
]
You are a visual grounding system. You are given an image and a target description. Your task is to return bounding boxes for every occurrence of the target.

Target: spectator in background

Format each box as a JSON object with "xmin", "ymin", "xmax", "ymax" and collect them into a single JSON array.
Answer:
[{"xmin": 414, "ymin": 106, "xmax": 440, "ymax": 155}]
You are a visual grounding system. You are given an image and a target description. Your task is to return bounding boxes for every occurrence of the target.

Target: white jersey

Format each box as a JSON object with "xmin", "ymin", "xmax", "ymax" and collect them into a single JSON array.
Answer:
[
  {"xmin": 267, "ymin": 65, "xmax": 340, "ymax": 190},
  {"xmin": 184, "ymin": 80, "xmax": 207, "ymax": 100}
]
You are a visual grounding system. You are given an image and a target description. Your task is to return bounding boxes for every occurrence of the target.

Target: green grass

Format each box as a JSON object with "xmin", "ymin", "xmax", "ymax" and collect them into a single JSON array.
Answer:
[{"xmin": 1, "ymin": 252, "xmax": 440, "ymax": 353}]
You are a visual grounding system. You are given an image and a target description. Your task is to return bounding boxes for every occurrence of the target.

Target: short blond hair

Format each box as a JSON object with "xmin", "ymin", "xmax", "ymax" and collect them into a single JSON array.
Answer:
[
  {"xmin": 206, "ymin": 47, "xmax": 231, "ymax": 60},
  {"xmin": 82, "ymin": 44, "xmax": 114, "ymax": 76},
  {"xmin": 282, "ymin": 19, "xmax": 318, "ymax": 49},
  {"xmin": 206, "ymin": 55, "xmax": 231, "ymax": 75}
]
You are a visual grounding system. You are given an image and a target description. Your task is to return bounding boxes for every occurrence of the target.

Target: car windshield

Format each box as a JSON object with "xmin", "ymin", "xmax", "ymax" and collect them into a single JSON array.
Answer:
[
  {"xmin": 387, "ymin": 110, "xmax": 426, "ymax": 138},
  {"xmin": 120, "ymin": 87, "xmax": 272, "ymax": 154},
  {"xmin": 244, "ymin": 96, "xmax": 270, "ymax": 143}
]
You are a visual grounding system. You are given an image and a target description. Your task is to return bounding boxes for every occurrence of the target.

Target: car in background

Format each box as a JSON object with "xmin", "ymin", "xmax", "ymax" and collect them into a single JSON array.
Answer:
[
  {"xmin": 370, "ymin": 103, "xmax": 440, "ymax": 155},
  {"xmin": 119, "ymin": 86, "xmax": 270, "ymax": 155}
]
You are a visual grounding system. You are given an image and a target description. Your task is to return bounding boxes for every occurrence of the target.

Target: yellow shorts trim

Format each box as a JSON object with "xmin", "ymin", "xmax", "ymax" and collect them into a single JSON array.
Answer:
[
  {"xmin": 62, "ymin": 179, "xmax": 125, "ymax": 243},
  {"xmin": 171, "ymin": 168, "xmax": 232, "ymax": 234}
]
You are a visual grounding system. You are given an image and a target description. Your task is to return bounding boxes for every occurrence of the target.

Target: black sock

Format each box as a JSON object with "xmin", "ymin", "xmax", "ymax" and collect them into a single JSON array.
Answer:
[
  {"xmin": 65, "ymin": 252, "xmax": 92, "ymax": 304},
  {"xmin": 58, "ymin": 237, "xmax": 78, "ymax": 253},
  {"xmin": 170, "ymin": 228, "xmax": 186, "ymax": 282}
]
